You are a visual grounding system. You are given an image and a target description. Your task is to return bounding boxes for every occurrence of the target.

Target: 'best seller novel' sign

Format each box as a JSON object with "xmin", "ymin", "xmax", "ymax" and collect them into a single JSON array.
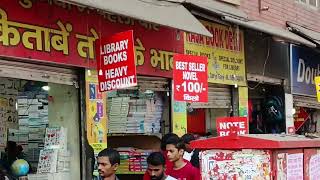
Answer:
[
  {"xmin": 96, "ymin": 30, "xmax": 137, "ymax": 92},
  {"xmin": 173, "ymin": 54, "xmax": 208, "ymax": 102}
]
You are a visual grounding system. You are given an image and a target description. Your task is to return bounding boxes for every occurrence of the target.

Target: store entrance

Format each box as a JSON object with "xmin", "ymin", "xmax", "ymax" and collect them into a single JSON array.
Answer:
[
  {"xmin": 0, "ymin": 72, "xmax": 80, "ymax": 179},
  {"xmin": 248, "ymin": 82, "xmax": 285, "ymax": 134}
]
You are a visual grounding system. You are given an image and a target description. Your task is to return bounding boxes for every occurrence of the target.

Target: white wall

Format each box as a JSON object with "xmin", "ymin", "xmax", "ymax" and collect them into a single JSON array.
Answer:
[{"xmin": 48, "ymin": 83, "xmax": 80, "ymax": 179}]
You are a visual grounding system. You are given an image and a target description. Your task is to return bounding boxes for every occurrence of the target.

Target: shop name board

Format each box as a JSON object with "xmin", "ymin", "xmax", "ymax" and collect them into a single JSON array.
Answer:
[
  {"xmin": 0, "ymin": 0, "xmax": 183, "ymax": 78},
  {"xmin": 97, "ymin": 31, "xmax": 137, "ymax": 92},
  {"xmin": 184, "ymin": 20, "xmax": 246, "ymax": 86},
  {"xmin": 216, "ymin": 117, "xmax": 248, "ymax": 136},
  {"xmin": 290, "ymin": 45, "xmax": 320, "ymax": 96},
  {"xmin": 173, "ymin": 54, "xmax": 208, "ymax": 102}
]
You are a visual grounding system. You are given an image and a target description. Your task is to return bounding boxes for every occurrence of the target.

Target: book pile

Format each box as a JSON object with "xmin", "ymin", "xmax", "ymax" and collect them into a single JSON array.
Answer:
[{"xmin": 117, "ymin": 147, "xmax": 152, "ymax": 174}]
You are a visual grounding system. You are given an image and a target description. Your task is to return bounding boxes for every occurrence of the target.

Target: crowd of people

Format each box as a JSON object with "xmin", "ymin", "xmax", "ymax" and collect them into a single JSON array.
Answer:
[
  {"xmin": 97, "ymin": 133, "xmax": 200, "ymax": 180},
  {"xmin": 0, "ymin": 133, "xmax": 201, "ymax": 180}
]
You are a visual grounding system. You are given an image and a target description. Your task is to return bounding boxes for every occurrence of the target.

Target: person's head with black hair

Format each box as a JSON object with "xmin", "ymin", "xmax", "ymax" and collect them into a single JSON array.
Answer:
[
  {"xmin": 97, "ymin": 148, "xmax": 120, "ymax": 179},
  {"xmin": 181, "ymin": 133, "xmax": 195, "ymax": 153},
  {"xmin": 166, "ymin": 136, "xmax": 185, "ymax": 163},
  {"xmin": 161, "ymin": 133, "xmax": 179, "ymax": 151},
  {"xmin": 146, "ymin": 152, "xmax": 167, "ymax": 180}
]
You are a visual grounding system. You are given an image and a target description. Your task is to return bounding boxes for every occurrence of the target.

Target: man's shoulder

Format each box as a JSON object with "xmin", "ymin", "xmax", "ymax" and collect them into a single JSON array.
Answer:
[{"xmin": 165, "ymin": 175, "xmax": 177, "ymax": 180}]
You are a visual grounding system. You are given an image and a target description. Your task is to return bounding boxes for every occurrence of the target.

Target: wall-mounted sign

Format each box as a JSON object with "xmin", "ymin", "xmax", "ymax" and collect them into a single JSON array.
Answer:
[{"xmin": 290, "ymin": 45, "xmax": 320, "ymax": 96}]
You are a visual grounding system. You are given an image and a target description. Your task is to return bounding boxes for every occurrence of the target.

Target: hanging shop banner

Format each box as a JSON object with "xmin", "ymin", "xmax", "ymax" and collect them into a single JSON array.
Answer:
[
  {"xmin": 0, "ymin": 0, "xmax": 183, "ymax": 77},
  {"xmin": 85, "ymin": 70, "xmax": 108, "ymax": 145},
  {"xmin": 173, "ymin": 54, "xmax": 208, "ymax": 102},
  {"xmin": 315, "ymin": 76, "xmax": 320, "ymax": 102},
  {"xmin": 184, "ymin": 20, "xmax": 246, "ymax": 86},
  {"xmin": 290, "ymin": 44, "xmax": 320, "ymax": 96},
  {"xmin": 96, "ymin": 30, "xmax": 137, "ymax": 92},
  {"xmin": 216, "ymin": 117, "xmax": 248, "ymax": 137},
  {"xmin": 238, "ymin": 87, "xmax": 248, "ymax": 117}
]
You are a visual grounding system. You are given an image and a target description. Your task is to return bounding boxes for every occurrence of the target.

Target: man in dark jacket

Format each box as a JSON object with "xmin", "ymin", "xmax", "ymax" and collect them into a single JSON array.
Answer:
[{"xmin": 181, "ymin": 134, "xmax": 199, "ymax": 169}]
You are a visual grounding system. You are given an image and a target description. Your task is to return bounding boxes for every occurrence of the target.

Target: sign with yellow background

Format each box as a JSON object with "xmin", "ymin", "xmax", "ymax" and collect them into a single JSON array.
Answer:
[
  {"xmin": 184, "ymin": 20, "xmax": 246, "ymax": 86},
  {"xmin": 238, "ymin": 87, "xmax": 248, "ymax": 117},
  {"xmin": 315, "ymin": 76, "xmax": 320, "ymax": 102},
  {"xmin": 172, "ymin": 101, "xmax": 187, "ymax": 137},
  {"xmin": 85, "ymin": 70, "xmax": 108, "ymax": 147}
]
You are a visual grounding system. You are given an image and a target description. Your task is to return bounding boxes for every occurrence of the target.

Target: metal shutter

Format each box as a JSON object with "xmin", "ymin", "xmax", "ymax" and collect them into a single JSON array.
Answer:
[
  {"xmin": 293, "ymin": 95, "xmax": 320, "ymax": 109},
  {"xmin": 137, "ymin": 76, "xmax": 169, "ymax": 92},
  {"xmin": 191, "ymin": 83, "xmax": 232, "ymax": 109},
  {"xmin": 0, "ymin": 59, "xmax": 78, "ymax": 85}
]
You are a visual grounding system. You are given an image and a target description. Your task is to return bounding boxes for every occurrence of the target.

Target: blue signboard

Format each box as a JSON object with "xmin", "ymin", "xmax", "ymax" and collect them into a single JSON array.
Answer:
[{"xmin": 290, "ymin": 45, "xmax": 320, "ymax": 96}]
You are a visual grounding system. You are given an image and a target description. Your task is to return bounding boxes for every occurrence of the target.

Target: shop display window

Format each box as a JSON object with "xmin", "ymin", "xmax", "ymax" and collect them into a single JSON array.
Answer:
[{"xmin": 0, "ymin": 77, "xmax": 80, "ymax": 179}]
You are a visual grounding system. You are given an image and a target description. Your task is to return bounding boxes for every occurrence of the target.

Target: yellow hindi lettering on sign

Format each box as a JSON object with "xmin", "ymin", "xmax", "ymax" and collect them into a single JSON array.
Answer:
[
  {"xmin": 76, "ymin": 28, "xmax": 99, "ymax": 59},
  {"xmin": 184, "ymin": 20, "xmax": 246, "ymax": 86},
  {"xmin": 134, "ymin": 38, "xmax": 145, "ymax": 66},
  {"xmin": 150, "ymin": 49, "xmax": 174, "ymax": 71},
  {"xmin": 0, "ymin": 8, "xmax": 72, "ymax": 55},
  {"xmin": 315, "ymin": 76, "xmax": 320, "ymax": 102}
]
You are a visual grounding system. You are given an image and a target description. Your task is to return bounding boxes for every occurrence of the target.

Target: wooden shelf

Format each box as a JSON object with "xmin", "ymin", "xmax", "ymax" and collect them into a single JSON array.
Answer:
[{"xmin": 108, "ymin": 133, "xmax": 162, "ymax": 139}]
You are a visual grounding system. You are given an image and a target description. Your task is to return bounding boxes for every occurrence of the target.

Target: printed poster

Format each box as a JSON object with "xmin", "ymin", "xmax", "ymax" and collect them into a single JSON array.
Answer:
[
  {"xmin": 287, "ymin": 153, "xmax": 303, "ymax": 180},
  {"xmin": 86, "ymin": 69, "xmax": 108, "ymax": 146},
  {"xmin": 172, "ymin": 100, "xmax": 187, "ymax": 137},
  {"xmin": 184, "ymin": 20, "xmax": 246, "ymax": 86},
  {"xmin": 200, "ymin": 149, "xmax": 271, "ymax": 180},
  {"xmin": 238, "ymin": 87, "xmax": 248, "ymax": 117},
  {"xmin": 309, "ymin": 154, "xmax": 320, "ymax": 180}
]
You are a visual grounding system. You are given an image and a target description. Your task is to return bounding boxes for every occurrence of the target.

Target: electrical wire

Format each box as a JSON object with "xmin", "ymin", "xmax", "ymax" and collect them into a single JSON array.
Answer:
[{"xmin": 248, "ymin": 37, "xmax": 271, "ymax": 90}]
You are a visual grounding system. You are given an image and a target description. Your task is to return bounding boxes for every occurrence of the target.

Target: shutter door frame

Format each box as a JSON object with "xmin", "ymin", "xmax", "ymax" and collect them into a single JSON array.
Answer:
[
  {"xmin": 293, "ymin": 95, "xmax": 320, "ymax": 109},
  {"xmin": 0, "ymin": 60, "xmax": 78, "ymax": 85},
  {"xmin": 136, "ymin": 76, "xmax": 169, "ymax": 92},
  {"xmin": 191, "ymin": 83, "xmax": 232, "ymax": 109}
]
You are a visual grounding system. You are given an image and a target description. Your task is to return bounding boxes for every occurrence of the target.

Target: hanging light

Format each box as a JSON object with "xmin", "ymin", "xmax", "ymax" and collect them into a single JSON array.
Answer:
[
  {"xmin": 87, "ymin": 69, "xmax": 92, "ymax": 76},
  {"xmin": 42, "ymin": 85, "xmax": 50, "ymax": 91}
]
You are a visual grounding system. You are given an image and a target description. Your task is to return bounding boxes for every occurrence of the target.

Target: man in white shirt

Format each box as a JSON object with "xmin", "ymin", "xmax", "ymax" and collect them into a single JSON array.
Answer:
[
  {"xmin": 181, "ymin": 133, "xmax": 200, "ymax": 169},
  {"xmin": 146, "ymin": 152, "xmax": 177, "ymax": 180}
]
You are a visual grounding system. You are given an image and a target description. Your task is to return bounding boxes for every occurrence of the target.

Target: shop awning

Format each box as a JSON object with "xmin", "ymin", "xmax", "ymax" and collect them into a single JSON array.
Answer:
[
  {"xmin": 222, "ymin": 16, "xmax": 316, "ymax": 48},
  {"xmin": 59, "ymin": 0, "xmax": 212, "ymax": 37},
  {"xmin": 190, "ymin": 134, "xmax": 320, "ymax": 150},
  {"xmin": 183, "ymin": 0, "xmax": 247, "ymax": 18},
  {"xmin": 287, "ymin": 22, "xmax": 320, "ymax": 46}
]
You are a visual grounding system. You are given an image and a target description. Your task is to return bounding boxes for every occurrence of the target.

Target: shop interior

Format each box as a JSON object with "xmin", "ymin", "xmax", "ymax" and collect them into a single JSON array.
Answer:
[
  {"xmin": 0, "ymin": 77, "xmax": 80, "ymax": 179},
  {"xmin": 105, "ymin": 86, "xmax": 170, "ymax": 179},
  {"xmin": 248, "ymin": 82, "xmax": 286, "ymax": 134}
]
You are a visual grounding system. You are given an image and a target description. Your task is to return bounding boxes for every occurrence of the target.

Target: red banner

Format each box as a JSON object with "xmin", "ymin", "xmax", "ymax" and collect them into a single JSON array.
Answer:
[
  {"xmin": 173, "ymin": 54, "xmax": 208, "ymax": 102},
  {"xmin": 97, "ymin": 30, "xmax": 137, "ymax": 91},
  {"xmin": 216, "ymin": 117, "xmax": 248, "ymax": 137},
  {"xmin": 0, "ymin": 0, "xmax": 183, "ymax": 77}
]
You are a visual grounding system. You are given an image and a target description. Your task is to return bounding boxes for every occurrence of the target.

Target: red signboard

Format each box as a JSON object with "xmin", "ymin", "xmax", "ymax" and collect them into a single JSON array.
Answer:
[
  {"xmin": 216, "ymin": 117, "xmax": 248, "ymax": 137},
  {"xmin": 0, "ymin": 0, "xmax": 183, "ymax": 77},
  {"xmin": 173, "ymin": 54, "xmax": 208, "ymax": 102},
  {"xmin": 96, "ymin": 30, "xmax": 137, "ymax": 91}
]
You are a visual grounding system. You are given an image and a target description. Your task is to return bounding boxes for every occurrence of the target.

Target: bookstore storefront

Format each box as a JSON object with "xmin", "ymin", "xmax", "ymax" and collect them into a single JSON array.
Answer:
[
  {"xmin": 0, "ymin": 60, "xmax": 80, "ymax": 179},
  {"xmin": 0, "ymin": 0, "xmax": 185, "ymax": 179}
]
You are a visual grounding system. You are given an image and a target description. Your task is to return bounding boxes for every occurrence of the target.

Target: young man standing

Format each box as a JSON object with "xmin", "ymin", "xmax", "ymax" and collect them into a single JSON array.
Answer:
[
  {"xmin": 181, "ymin": 133, "xmax": 200, "ymax": 169},
  {"xmin": 97, "ymin": 148, "xmax": 120, "ymax": 180},
  {"xmin": 166, "ymin": 136, "xmax": 200, "ymax": 180},
  {"xmin": 146, "ymin": 152, "xmax": 177, "ymax": 180}
]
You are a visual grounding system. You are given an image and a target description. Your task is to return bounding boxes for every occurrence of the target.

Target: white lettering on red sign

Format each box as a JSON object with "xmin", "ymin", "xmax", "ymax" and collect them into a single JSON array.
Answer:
[
  {"xmin": 173, "ymin": 54, "xmax": 208, "ymax": 103},
  {"xmin": 97, "ymin": 31, "xmax": 137, "ymax": 92}
]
